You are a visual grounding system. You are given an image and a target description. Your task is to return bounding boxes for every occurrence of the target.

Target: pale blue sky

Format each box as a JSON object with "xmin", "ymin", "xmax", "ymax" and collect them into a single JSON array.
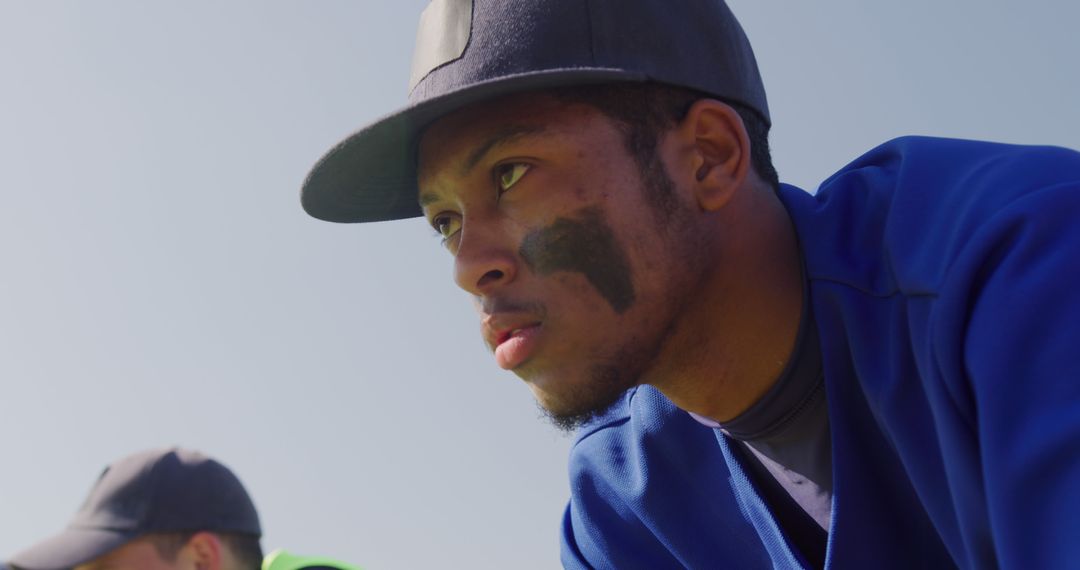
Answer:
[{"xmin": 1, "ymin": 1, "xmax": 1077, "ymax": 568}]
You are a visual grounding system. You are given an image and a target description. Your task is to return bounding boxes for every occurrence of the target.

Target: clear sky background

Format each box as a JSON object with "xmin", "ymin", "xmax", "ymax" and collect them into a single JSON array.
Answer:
[{"xmin": 1, "ymin": 1, "xmax": 1077, "ymax": 568}]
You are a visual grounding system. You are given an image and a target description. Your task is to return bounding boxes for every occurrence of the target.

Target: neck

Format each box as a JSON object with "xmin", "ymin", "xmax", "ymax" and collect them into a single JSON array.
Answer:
[{"xmin": 651, "ymin": 183, "xmax": 803, "ymax": 422}]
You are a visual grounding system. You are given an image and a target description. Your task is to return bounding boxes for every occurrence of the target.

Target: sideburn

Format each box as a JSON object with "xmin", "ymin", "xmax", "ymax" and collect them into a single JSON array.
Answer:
[{"xmin": 518, "ymin": 207, "xmax": 636, "ymax": 314}]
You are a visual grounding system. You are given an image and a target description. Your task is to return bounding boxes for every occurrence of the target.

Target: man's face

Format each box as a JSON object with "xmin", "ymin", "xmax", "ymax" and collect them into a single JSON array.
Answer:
[
  {"xmin": 74, "ymin": 540, "xmax": 179, "ymax": 570},
  {"xmin": 417, "ymin": 93, "xmax": 703, "ymax": 429}
]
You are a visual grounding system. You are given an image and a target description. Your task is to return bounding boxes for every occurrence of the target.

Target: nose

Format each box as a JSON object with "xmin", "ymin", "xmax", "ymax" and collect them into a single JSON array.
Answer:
[{"xmin": 452, "ymin": 222, "xmax": 518, "ymax": 297}]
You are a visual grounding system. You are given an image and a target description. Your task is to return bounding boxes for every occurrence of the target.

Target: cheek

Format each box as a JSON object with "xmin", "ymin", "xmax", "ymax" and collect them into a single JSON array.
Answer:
[
  {"xmin": 572, "ymin": 184, "xmax": 588, "ymax": 202},
  {"xmin": 518, "ymin": 207, "xmax": 637, "ymax": 314},
  {"xmin": 548, "ymin": 273, "xmax": 603, "ymax": 307}
]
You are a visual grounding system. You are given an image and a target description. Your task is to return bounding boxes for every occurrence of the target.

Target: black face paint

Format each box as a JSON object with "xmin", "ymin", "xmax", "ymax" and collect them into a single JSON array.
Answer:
[{"xmin": 519, "ymin": 207, "xmax": 636, "ymax": 314}]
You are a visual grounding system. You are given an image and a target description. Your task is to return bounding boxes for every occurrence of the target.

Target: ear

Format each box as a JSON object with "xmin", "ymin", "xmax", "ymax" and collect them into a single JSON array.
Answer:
[
  {"xmin": 674, "ymin": 99, "xmax": 752, "ymax": 212},
  {"xmin": 181, "ymin": 532, "xmax": 224, "ymax": 570}
]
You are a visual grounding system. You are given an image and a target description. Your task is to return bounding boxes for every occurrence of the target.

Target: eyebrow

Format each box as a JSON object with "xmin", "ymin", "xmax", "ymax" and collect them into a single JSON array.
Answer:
[
  {"xmin": 418, "ymin": 124, "xmax": 547, "ymax": 209},
  {"xmin": 461, "ymin": 124, "xmax": 547, "ymax": 175}
]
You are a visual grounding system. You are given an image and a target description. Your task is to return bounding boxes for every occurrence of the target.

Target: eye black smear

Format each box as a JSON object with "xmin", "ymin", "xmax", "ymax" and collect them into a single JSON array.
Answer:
[{"xmin": 519, "ymin": 207, "xmax": 636, "ymax": 314}]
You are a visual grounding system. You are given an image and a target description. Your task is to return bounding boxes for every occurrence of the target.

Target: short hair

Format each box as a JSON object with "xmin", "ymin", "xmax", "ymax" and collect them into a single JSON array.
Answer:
[
  {"xmin": 143, "ymin": 532, "xmax": 263, "ymax": 570},
  {"xmin": 549, "ymin": 82, "xmax": 780, "ymax": 192}
]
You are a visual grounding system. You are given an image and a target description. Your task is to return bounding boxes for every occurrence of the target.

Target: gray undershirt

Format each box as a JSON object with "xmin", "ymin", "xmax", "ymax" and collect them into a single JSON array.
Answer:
[{"xmin": 689, "ymin": 296, "xmax": 833, "ymax": 531}]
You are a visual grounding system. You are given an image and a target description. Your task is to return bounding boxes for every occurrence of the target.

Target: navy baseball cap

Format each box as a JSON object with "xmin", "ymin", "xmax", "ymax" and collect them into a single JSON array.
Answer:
[
  {"xmin": 9, "ymin": 448, "xmax": 261, "ymax": 570},
  {"xmin": 301, "ymin": 0, "xmax": 768, "ymax": 224}
]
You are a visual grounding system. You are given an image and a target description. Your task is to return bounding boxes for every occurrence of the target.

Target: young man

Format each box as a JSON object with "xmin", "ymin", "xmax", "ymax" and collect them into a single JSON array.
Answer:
[
  {"xmin": 301, "ymin": 0, "xmax": 1080, "ymax": 567},
  {"xmin": 8, "ymin": 448, "xmax": 264, "ymax": 570}
]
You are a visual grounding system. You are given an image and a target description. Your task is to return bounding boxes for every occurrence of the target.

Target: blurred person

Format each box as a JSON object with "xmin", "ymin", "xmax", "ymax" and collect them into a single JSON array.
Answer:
[{"xmin": 8, "ymin": 448, "xmax": 263, "ymax": 570}]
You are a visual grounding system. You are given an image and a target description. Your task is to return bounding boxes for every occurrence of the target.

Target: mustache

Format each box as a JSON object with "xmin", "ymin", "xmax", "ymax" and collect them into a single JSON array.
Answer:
[{"xmin": 479, "ymin": 298, "xmax": 548, "ymax": 319}]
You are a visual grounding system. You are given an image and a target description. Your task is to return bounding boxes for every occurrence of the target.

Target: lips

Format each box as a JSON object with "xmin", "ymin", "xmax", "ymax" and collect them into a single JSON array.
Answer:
[
  {"xmin": 482, "ymin": 309, "xmax": 544, "ymax": 370},
  {"xmin": 493, "ymin": 323, "xmax": 542, "ymax": 370}
]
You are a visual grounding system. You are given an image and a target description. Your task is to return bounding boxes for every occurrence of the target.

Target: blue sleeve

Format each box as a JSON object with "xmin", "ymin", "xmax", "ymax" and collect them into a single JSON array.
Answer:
[
  {"xmin": 560, "ymin": 485, "xmax": 683, "ymax": 570},
  {"xmin": 949, "ymin": 168, "xmax": 1080, "ymax": 567},
  {"xmin": 558, "ymin": 408, "xmax": 689, "ymax": 569},
  {"xmin": 558, "ymin": 387, "xmax": 776, "ymax": 569}
]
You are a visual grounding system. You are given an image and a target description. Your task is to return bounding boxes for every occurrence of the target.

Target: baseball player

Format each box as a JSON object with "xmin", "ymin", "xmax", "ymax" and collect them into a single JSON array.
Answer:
[{"xmin": 301, "ymin": 0, "xmax": 1080, "ymax": 567}]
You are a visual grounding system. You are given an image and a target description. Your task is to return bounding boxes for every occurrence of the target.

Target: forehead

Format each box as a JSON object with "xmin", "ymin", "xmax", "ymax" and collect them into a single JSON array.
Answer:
[
  {"xmin": 416, "ymin": 92, "xmax": 604, "ymax": 180},
  {"xmin": 76, "ymin": 540, "xmax": 167, "ymax": 570}
]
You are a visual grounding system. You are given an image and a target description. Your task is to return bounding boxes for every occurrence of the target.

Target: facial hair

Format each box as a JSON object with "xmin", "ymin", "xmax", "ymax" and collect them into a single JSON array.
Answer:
[
  {"xmin": 529, "ymin": 155, "xmax": 700, "ymax": 433},
  {"xmin": 540, "ymin": 347, "xmax": 650, "ymax": 433}
]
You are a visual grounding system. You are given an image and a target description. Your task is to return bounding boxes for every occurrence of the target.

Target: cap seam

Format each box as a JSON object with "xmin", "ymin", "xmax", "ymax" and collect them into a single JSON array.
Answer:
[
  {"xmin": 585, "ymin": 0, "xmax": 597, "ymax": 67},
  {"xmin": 139, "ymin": 452, "xmax": 168, "ymax": 528}
]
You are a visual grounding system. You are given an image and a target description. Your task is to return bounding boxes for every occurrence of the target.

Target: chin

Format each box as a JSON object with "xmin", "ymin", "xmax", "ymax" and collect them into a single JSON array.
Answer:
[{"xmin": 526, "ymin": 363, "xmax": 639, "ymax": 433}]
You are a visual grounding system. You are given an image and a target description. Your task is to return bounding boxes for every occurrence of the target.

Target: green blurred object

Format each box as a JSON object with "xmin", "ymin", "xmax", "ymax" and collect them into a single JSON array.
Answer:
[{"xmin": 262, "ymin": 548, "xmax": 364, "ymax": 570}]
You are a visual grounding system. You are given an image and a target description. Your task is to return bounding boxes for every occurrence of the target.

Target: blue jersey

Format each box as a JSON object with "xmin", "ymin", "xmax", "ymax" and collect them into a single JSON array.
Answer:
[{"xmin": 560, "ymin": 136, "xmax": 1080, "ymax": 569}]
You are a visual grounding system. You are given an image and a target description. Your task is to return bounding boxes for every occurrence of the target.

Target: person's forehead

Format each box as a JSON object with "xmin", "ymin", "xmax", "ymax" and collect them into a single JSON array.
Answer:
[
  {"xmin": 420, "ymin": 93, "xmax": 593, "ymax": 156},
  {"xmin": 416, "ymin": 91, "xmax": 606, "ymax": 182},
  {"xmin": 76, "ymin": 539, "xmax": 165, "ymax": 570}
]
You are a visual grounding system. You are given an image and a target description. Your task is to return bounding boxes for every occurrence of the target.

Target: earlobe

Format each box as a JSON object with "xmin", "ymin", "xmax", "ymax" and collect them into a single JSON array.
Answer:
[{"xmin": 682, "ymin": 99, "xmax": 751, "ymax": 212}]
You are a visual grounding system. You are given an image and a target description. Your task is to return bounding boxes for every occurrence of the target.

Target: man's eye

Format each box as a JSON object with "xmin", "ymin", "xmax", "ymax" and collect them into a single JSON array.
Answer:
[
  {"xmin": 496, "ymin": 163, "xmax": 530, "ymax": 193},
  {"xmin": 431, "ymin": 213, "xmax": 462, "ymax": 240}
]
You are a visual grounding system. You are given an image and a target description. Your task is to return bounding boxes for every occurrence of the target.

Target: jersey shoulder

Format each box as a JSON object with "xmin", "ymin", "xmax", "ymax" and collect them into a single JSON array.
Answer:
[
  {"xmin": 563, "ymin": 386, "xmax": 774, "ymax": 568},
  {"xmin": 784, "ymin": 136, "xmax": 1080, "ymax": 296}
]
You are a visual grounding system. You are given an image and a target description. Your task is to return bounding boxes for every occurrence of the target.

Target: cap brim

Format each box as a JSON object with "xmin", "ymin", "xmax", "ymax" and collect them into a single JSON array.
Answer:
[
  {"xmin": 301, "ymin": 67, "xmax": 647, "ymax": 224},
  {"xmin": 9, "ymin": 527, "xmax": 134, "ymax": 570}
]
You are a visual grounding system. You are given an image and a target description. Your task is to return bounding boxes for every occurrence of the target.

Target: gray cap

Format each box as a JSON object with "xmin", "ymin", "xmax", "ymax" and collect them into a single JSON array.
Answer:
[
  {"xmin": 9, "ymin": 448, "xmax": 261, "ymax": 570},
  {"xmin": 301, "ymin": 0, "xmax": 768, "ymax": 224}
]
